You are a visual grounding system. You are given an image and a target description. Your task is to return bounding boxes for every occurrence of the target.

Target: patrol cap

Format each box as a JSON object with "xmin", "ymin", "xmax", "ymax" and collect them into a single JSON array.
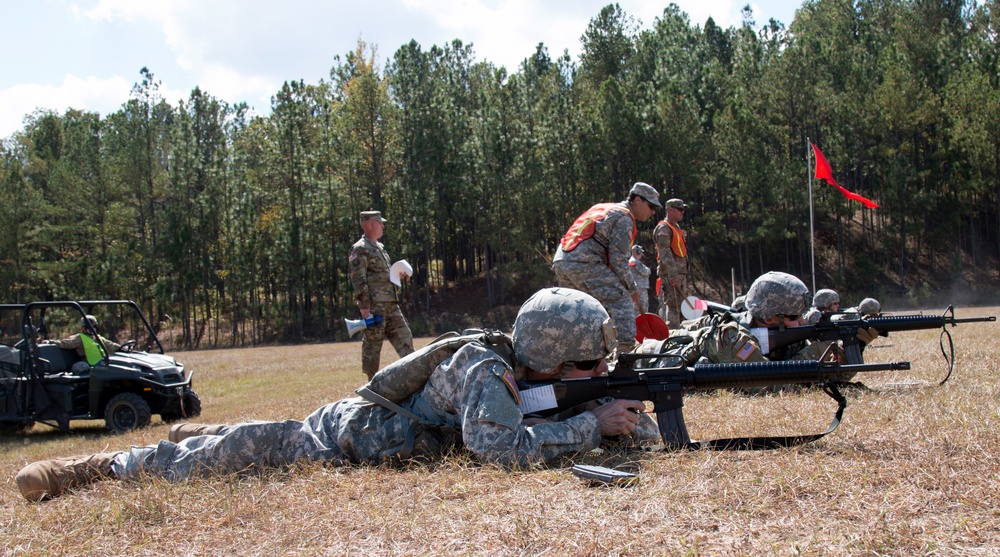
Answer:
[
  {"xmin": 665, "ymin": 198, "xmax": 688, "ymax": 210},
  {"xmin": 360, "ymin": 211, "xmax": 387, "ymax": 223},
  {"xmin": 80, "ymin": 315, "xmax": 97, "ymax": 329},
  {"xmin": 629, "ymin": 182, "xmax": 662, "ymax": 207}
]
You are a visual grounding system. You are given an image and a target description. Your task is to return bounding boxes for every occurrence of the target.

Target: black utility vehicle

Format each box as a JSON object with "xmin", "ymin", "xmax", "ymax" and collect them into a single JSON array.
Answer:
[{"xmin": 0, "ymin": 300, "xmax": 201, "ymax": 434}]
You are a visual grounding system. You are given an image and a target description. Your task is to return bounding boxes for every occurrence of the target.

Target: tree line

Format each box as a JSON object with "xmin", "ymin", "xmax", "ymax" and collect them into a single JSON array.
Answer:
[{"xmin": 1, "ymin": 0, "xmax": 998, "ymax": 348}]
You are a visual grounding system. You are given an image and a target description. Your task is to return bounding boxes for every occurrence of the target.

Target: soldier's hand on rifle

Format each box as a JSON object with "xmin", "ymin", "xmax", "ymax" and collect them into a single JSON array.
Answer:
[
  {"xmin": 856, "ymin": 326, "xmax": 880, "ymax": 346},
  {"xmin": 591, "ymin": 399, "xmax": 645, "ymax": 437}
]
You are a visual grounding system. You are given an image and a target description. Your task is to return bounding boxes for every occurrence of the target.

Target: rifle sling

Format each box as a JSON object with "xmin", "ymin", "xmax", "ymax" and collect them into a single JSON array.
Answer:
[
  {"xmin": 688, "ymin": 382, "xmax": 848, "ymax": 451},
  {"xmin": 938, "ymin": 328, "xmax": 955, "ymax": 385},
  {"xmin": 356, "ymin": 386, "xmax": 460, "ymax": 461}
]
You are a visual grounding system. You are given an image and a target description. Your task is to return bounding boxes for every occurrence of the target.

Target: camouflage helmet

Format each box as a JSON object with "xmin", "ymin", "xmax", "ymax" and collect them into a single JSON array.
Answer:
[
  {"xmin": 802, "ymin": 307, "xmax": 822, "ymax": 325},
  {"xmin": 745, "ymin": 271, "xmax": 811, "ymax": 321},
  {"xmin": 512, "ymin": 287, "xmax": 617, "ymax": 374},
  {"xmin": 858, "ymin": 298, "xmax": 881, "ymax": 317},
  {"xmin": 80, "ymin": 315, "xmax": 98, "ymax": 329},
  {"xmin": 813, "ymin": 289, "xmax": 840, "ymax": 310}
]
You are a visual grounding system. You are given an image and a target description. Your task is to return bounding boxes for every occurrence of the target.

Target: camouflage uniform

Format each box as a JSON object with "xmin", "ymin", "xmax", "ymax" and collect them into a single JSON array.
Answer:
[
  {"xmin": 628, "ymin": 248, "xmax": 651, "ymax": 313},
  {"xmin": 112, "ymin": 289, "xmax": 659, "ymax": 480},
  {"xmin": 49, "ymin": 333, "xmax": 121, "ymax": 359},
  {"xmin": 552, "ymin": 202, "xmax": 641, "ymax": 348},
  {"xmin": 650, "ymin": 272, "xmax": 839, "ymax": 364},
  {"xmin": 637, "ymin": 313, "xmax": 835, "ymax": 366},
  {"xmin": 49, "ymin": 324, "xmax": 121, "ymax": 374},
  {"xmin": 804, "ymin": 289, "xmax": 840, "ymax": 325},
  {"xmin": 654, "ymin": 199, "xmax": 689, "ymax": 328},
  {"xmin": 349, "ymin": 212, "xmax": 414, "ymax": 378}
]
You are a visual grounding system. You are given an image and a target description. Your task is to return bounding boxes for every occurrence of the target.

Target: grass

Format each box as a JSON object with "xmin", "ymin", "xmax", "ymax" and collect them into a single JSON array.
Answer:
[{"xmin": 1, "ymin": 308, "xmax": 999, "ymax": 556}]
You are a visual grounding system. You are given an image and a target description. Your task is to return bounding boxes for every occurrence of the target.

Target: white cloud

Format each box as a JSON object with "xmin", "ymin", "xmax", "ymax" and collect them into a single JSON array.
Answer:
[
  {"xmin": 397, "ymin": 0, "xmax": 747, "ymax": 70},
  {"xmin": 0, "ymin": 75, "xmax": 130, "ymax": 139},
  {"xmin": 196, "ymin": 63, "xmax": 279, "ymax": 112},
  {"xmin": 76, "ymin": 0, "xmax": 211, "ymax": 72},
  {"xmin": 1, "ymin": 0, "xmax": 796, "ymax": 139},
  {"xmin": 71, "ymin": 0, "xmax": 278, "ymax": 111}
]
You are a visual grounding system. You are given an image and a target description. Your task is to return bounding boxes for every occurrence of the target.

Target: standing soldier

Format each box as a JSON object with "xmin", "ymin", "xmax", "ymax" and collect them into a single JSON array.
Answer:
[
  {"xmin": 552, "ymin": 182, "xmax": 661, "ymax": 353},
  {"xmin": 655, "ymin": 198, "xmax": 689, "ymax": 328},
  {"xmin": 349, "ymin": 211, "xmax": 414, "ymax": 379},
  {"xmin": 629, "ymin": 245, "xmax": 651, "ymax": 314}
]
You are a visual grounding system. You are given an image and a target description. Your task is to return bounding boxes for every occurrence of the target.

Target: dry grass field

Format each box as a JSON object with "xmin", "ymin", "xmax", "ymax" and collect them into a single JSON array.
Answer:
[{"xmin": 1, "ymin": 307, "xmax": 998, "ymax": 556}]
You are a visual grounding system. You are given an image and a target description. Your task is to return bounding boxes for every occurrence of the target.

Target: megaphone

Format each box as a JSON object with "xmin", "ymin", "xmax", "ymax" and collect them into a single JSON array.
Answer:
[{"xmin": 345, "ymin": 315, "xmax": 383, "ymax": 338}]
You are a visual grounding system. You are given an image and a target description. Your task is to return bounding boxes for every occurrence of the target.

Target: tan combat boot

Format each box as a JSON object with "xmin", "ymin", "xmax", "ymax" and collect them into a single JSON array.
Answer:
[
  {"xmin": 15, "ymin": 452, "xmax": 123, "ymax": 502},
  {"xmin": 168, "ymin": 423, "xmax": 226, "ymax": 443}
]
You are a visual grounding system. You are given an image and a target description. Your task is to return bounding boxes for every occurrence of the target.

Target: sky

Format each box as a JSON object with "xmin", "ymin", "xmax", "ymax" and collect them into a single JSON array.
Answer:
[{"xmin": 0, "ymin": 0, "xmax": 802, "ymax": 140}]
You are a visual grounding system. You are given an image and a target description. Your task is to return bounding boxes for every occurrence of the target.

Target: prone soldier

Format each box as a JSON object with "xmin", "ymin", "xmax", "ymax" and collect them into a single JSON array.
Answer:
[{"xmin": 15, "ymin": 288, "xmax": 656, "ymax": 502}]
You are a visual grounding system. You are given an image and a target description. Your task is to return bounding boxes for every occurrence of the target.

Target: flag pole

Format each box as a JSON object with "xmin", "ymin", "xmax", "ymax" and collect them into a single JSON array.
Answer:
[{"xmin": 807, "ymin": 137, "xmax": 815, "ymax": 294}]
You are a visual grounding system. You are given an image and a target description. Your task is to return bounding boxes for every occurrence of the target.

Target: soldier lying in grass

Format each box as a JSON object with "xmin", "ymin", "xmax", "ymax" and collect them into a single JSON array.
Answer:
[{"xmin": 16, "ymin": 288, "xmax": 657, "ymax": 501}]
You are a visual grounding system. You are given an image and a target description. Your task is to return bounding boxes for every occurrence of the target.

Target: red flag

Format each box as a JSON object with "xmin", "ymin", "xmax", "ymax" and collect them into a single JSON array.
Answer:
[{"xmin": 811, "ymin": 143, "xmax": 878, "ymax": 209}]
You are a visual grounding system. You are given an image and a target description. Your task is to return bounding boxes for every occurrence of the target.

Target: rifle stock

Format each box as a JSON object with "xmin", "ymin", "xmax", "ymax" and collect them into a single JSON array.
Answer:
[{"xmin": 519, "ymin": 357, "xmax": 911, "ymax": 449}]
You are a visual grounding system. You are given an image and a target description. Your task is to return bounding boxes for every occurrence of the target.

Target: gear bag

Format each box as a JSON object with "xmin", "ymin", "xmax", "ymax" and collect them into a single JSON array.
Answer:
[
  {"xmin": 357, "ymin": 328, "xmax": 514, "ymax": 404},
  {"xmin": 355, "ymin": 329, "xmax": 514, "ymax": 460}
]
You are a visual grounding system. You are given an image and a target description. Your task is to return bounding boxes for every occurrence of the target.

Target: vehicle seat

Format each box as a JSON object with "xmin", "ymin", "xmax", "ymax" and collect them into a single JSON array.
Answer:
[{"xmin": 35, "ymin": 345, "xmax": 82, "ymax": 375}]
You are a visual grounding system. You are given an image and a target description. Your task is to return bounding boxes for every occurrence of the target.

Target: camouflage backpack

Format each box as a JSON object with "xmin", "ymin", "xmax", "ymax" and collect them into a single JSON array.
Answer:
[
  {"xmin": 358, "ymin": 329, "xmax": 514, "ymax": 404},
  {"xmin": 354, "ymin": 329, "xmax": 514, "ymax": 460}
]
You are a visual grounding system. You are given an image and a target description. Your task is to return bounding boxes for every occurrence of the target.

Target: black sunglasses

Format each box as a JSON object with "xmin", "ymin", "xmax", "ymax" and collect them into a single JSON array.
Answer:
[{"xmin": 567, "ymin": 359, "xmax": 602, "ymax": 371}]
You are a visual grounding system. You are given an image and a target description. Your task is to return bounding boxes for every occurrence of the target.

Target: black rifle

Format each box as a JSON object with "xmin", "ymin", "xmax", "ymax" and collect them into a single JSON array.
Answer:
[
  {"xmin": 519, "ymin": 353, "xmax": 911, "ymax": 450},
  {"xmin": 753, "ymin": 305, "xmax": 995, "ymax": 368}
]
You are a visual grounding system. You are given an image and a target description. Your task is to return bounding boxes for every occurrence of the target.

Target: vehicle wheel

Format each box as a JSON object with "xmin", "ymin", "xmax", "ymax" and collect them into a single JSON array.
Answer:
[
  {"xmin": 104, "ymin": 392, "xmax": 152, "ymax": 433},
  {"xmin": 160, "ymin": 390, "xmax": 202, "ymax": 422},
  {"xmin": 0, "ymin": 419, "xmax": 35, "ymax": 434}
]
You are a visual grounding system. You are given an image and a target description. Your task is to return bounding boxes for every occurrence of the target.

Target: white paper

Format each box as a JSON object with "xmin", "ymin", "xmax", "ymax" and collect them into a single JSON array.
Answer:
[
  {"xmin": 750, "ymin": 327, "xmax": 771, "ymax": 354},
  {"xmin": 518, "ymin": 384, "xmax": 558, "ymax": 414},
  {"xmin": 389, "ymin": 260, "xmax": 413, "ymax": 286}
]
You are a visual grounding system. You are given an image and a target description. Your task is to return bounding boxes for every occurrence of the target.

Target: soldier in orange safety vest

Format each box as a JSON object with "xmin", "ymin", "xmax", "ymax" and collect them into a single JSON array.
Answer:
[
  {"xmin": 552, "ymin": 182, "xmax": 661, "ymax": 352},
  {"xmin": 654, "ymin": 198, "xmax": 689, "ymax": 328}
]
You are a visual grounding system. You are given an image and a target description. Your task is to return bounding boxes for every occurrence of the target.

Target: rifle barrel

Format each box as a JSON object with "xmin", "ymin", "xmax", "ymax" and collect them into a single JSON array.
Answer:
[
  {"xmin": 686, "ymin": 360, "xmax": 910, "ymax": 390},
  {"xmin": 868, "ymin": 314, "xmax": 996, "ymax": 332}
]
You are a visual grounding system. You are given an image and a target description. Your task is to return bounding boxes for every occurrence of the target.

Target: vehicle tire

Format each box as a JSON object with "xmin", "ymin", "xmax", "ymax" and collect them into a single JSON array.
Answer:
[
  {"xmin": 0, "ymin": 419, "xmax": 35, "ymax": 434},
  {"xmin": 104, "ymin": 392, "xmax": 153, "ymax": 433},
  {"xmin": 160, "ymin": 390, "xmax": 202, "ymax": 422}
]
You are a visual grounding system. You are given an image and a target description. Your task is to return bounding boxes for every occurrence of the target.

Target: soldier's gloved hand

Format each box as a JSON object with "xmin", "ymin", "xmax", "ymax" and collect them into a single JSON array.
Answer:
[{"xmin": 856, "ymin": 326, "xmax": 880, "ymax": 346}]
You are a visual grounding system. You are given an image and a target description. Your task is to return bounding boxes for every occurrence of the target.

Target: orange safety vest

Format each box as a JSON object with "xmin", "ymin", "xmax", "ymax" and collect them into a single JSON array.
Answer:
[
  {"xmin": 660, "ymin": 220, "xmax": 686, "ymax": 258},
  {"xmin": 560, "ymin": 203, "xmax": 637, "ymax": 252}
]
